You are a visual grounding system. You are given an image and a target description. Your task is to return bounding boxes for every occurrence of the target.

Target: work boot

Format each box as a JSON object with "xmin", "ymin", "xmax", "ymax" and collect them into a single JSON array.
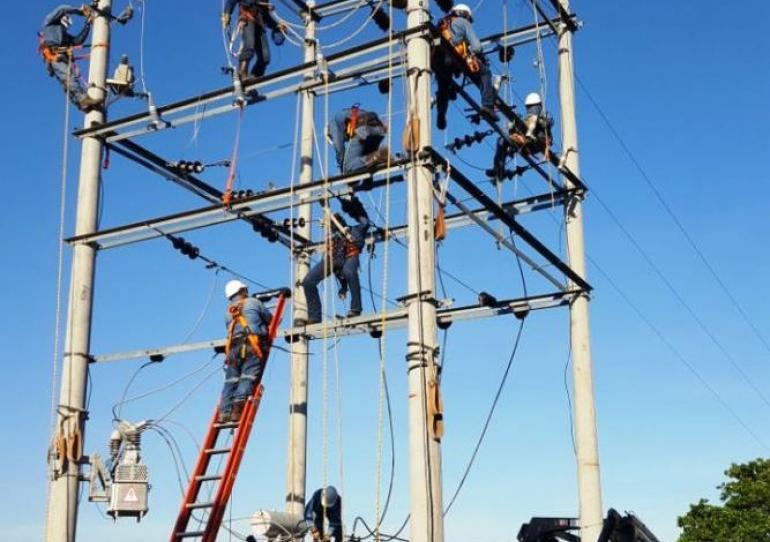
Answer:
[
  {"xmin": 436, "ymin": 114, "xmax": 447, "ymax": 131},
  {"xmin": 78, "ymin": 94, "xmax": 104, "ymax": 112},
  {"xmin": 480, "ymin": 106, "xmax": 499, "ymax": 122},
  {"xmin": 230, "ymin": 400, "xmax": 245, "ymax": 423},
  {"xmin": 218, "ymin": 409, "xmax": 231, "ymax": 424},
  {"xmin": 364, "ymin": 146, "xmax": 393, "ymax": 169},
  {"xmin": 346, "ymin": 309, "xmax": 361, "ymax": 319}
]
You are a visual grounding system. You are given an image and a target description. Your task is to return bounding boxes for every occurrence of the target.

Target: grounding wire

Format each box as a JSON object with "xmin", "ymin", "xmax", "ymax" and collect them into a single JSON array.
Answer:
[
  {"xmin": 113, "ymin": 354, "xmax": 218, "ymax": 420},
  {"xmin": 320, "ymin": 0, "xmax": 385, "ymax": 49},
  {"xmin": 443, "ymin": 303, "xmax": 527, "ymax": 515}
]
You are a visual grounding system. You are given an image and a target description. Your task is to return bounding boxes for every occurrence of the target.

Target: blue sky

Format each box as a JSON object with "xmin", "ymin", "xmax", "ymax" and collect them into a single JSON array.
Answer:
[{"xmin": 2, "ymin": 1, "xmax": 769, "ymax": 541}]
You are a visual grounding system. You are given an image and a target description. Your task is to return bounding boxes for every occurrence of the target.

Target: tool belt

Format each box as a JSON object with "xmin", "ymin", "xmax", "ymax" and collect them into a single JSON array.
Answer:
[
  {"xmin": 438, "ymin": 17, "xmax": 481, "ymax": 74},
  {"xmin": 330, "ymin": 236, "xmax": 361, "ymax": 265}
]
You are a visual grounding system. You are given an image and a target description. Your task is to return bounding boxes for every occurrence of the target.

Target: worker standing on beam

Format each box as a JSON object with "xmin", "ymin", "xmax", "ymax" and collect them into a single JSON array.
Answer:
[
  {"xmin": 433, "ymin": 3, "xmax": 498, "ymax": 129},
  {"xmin": 222, "ymin": 0, "xmax": 286, "ymax": 82},
  {"xmin": 219, "ymin": 280, "xmax": 273, "ymax": 423},
  {"xmin": 301, "ymin": 199, "xmax": 370, "ymax": 325},
  {"xmin": 328, "ymin": 105, "xmax": 392, "ymax": 174},
  {"xmin": 304, "ymin": 486, "xmax": 343, "ymax": 542},
  {"xmin": 490, "ymin": 92, "xmax": 553, "ymax": 180},
  {"xmin": 39, "ymin": 4, "xmax": 103, "ymax": 111}
]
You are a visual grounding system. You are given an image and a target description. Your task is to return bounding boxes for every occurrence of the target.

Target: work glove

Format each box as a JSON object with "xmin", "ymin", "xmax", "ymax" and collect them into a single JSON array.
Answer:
[
  {"xmin": 222, "ymin": 12, "xmax": 231, "ymax": 28},
  {"xmin": 81, "ymin": 4, "xmax": 94, "ymax": 22}
]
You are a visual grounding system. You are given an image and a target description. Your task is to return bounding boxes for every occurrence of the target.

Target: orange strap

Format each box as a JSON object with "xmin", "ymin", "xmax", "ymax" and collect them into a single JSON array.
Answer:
[
  {"xmin": 224, "ymin": 301, "xmax": 264, "ymax": 363},
  {"xmin": 346, "ymin": 106, "xmax": 360, "ymax": 138},
  {"xmin": 439, "ymin": 17, "xmax": 480, "ymax": 73}
]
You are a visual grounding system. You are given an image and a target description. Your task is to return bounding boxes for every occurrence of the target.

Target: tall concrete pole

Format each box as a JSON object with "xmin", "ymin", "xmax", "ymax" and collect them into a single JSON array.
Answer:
[
  {"xmin": 404, "ymin": 2, "xmax": 444, "ymax": 542},
  {"xmin": 45, "ymin": 2, "xmax": 112, "ymax": 542},
  {"xmin": 556, "ymin": 1, "xmax": 603, "ymax": 539},
  {"xmin": 285, "ymin": 2, "xmax": 315, "ymax": 519}
]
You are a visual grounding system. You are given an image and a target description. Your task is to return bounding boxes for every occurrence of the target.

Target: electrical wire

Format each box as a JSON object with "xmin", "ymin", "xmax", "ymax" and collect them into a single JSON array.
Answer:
[
  {"xmin": 575, "ymin": 73, "xmax": 770, "ymax": 368},
  {"xmin": 443, "ymin": 315, "xmax": 527, "ymax": 515}
]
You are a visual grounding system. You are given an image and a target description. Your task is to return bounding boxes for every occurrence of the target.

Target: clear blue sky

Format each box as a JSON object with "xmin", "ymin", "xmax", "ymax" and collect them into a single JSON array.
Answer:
[{"xmin": 2, "ymin": 1, "xmax": 769, "ymax": 541}]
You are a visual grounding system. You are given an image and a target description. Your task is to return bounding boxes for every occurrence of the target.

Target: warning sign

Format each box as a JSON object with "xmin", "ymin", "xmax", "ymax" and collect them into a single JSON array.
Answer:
[{"xmin": 123, "ymin": 487, "xmax": 139, "ymax": 503}]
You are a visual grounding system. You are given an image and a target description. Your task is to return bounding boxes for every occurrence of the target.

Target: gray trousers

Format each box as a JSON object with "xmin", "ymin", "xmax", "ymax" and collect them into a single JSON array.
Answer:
[{"xmin": 49, "ymin": 60, "xmax": 88, "ymax": 105}]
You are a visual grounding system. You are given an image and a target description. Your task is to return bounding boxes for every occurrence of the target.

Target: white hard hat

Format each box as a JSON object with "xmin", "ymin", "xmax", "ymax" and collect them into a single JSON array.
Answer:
[
  {"xmin": 225, "ymin": 279, "xmax": 247, "ymax": 299},
  {"xmin": 61, "ymin": 15, "xmax": 73, "ymax": 28},
  {"xmin": 451, "ymin": 3, "xmax": 472, "ymax": 17},
  {"xmin": 525, "ymin": 92, "xmax": 542, "ymax": 106},
  {"xmin": 321, "ymin": 486, "xmax": 339, "ymax": 508}
]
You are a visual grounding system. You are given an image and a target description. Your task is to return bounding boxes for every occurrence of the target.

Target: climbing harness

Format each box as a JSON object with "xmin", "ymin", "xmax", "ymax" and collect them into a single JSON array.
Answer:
[
  {"xmin": 438, "ymin": 16, "xmax": 481, "ymax": 73},
  {"xmin": 224, "ymin": 298, "xmax": 266, "ymax": 363}
]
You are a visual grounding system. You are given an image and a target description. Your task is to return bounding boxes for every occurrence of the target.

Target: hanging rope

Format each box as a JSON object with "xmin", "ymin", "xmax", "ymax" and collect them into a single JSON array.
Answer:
[{"xmin": 223, "ymin": 108, "xmax": 246, "ymax": 207}]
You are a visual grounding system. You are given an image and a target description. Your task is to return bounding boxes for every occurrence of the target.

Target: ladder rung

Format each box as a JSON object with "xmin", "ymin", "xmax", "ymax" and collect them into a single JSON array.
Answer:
[
  {"xmin": 214, "ymin": 421, "xmax": 240, "ymax": 429},
  {"xmin": 204, "ymin": 447, "xmax": 231, "ymax": 455},
  {"xmin": 195, "ymin": 474, "xmax": 223, "ymax": 482},
  {"xmin": 175, "ymin": 531, "xmax": 206, "ymax": 538},
  {"xmin": 186, "ymin": 501, "xmax": 215, "ymax": 509}
]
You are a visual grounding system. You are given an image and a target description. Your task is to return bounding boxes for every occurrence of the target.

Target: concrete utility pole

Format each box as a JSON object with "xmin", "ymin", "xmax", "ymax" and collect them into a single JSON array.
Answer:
[
  {"xmin": 45, "ymin": 2, "xmax": 112, "ymax": 541},
  {"xmin": 285, "ymin": 1, "xmax": 316, "ymax": 519},
  {"xmin": 556, "ymin": 1, "xmax": 604, "ymax": 540},
  {"xmin": 404, "ymin": 1, "xmax": 444, "ymax": 542}
]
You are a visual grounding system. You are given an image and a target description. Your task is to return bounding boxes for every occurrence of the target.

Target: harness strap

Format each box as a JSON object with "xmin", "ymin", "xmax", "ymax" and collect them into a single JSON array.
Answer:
[
  {"xmin": 346, "ymin": 105, "xmax": 360, "ymax": 138},
  {"xmin": 224, "ymin": 300, "xmax": 265, "ymax": 364}
]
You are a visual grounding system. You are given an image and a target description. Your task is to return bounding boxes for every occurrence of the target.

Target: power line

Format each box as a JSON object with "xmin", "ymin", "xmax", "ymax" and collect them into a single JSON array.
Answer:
[
  {"xmin": 575, "ymin": 74, "xmax": 770, "ymax": 401},
  {"xmin": 588, "ymin": 255, "xmax": 769, "ymax": 450},
  {"xmin": 586, "ymin": 183, "xmax": 770, "ymax": 411}
]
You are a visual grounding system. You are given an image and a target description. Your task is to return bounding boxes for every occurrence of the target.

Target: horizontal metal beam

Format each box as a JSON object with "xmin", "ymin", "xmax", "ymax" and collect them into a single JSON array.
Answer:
[
  {"xmin": 90, "ymin": 290, "xmax": 579, "ymax": 363},
  {"xmin": 73, "ymin": 19, "xmax": 564, "ymax": 143},
  {"xmin": 74, "ymin": 25, "xmax": 429, "ymax": 141},
  {"xmin": 430, "ymin": 148, "xmax": 592, "ymax": 292},
  {"xmin": 66, "ymin": 160, "xmax": 410, "ymax": 249},
  {"xmin": 304, "ymin": 189, "xmax": 574, "ymax": 254},
  {"xmin": 440, "ymin": 187, "xmax": 566, "ymax": 290},
  {"xmin": 108, "ymin": 139, "xmax": 306, "ymax": 248}
]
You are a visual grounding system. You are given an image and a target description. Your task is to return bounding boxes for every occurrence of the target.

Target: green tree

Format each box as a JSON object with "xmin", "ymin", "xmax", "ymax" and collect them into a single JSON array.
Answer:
[{"xmin": 677, "ymin": 458, "xmax": 770, "ymax": 542}]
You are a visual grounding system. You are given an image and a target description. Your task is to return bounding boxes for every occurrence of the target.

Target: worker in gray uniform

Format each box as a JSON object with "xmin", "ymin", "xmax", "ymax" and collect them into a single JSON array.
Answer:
[
  {"xmin": 433, "ymin": 3, "xmax": 497, "ymax": 129},
  {"xmin": 219, "ymin": 279, "xmax": 273, "ymax": 423},
  {"xmin": 222, "ymin": 0, "xmax": 286, "ymax": 81},
  {"xmin": 39, "ymin": 4, "xmax": 103, "ymax": 111},
  {"xmin": 489, "ymin": 92, "xmax": 553, "ymax": 179},
  {"xmin": 329, "ymin": 106, "xmax": 391, "ymax": 174},
  {"xmin": 301, "ymin": 199, "xmax": 370, "ymax": 325}
]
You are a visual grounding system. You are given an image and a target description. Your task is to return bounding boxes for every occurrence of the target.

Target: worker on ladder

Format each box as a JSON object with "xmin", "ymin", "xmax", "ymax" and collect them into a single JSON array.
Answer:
[
  {"xmin": 489, "ymin": 92, "xmax": 553, "ymax": 180},
  {"xmin": 39, "ymin": 4, "xmax": 103, "ymax": 111},
  {"xmin": 219, "ymin": 279, "xmax": 273, "ymax": 423},
  {"xmin": 301, "ymin": 199, "xmax": 370, "ymax": 325},
  {"xmin": 304, "ymin": 486, "xmax": 343, "ymax": 542},
  {"xmin": 328, "ymin": 105, "xmax": 392, "ymax": 175},
  {"xmin": 433, "ymin": 3, "xmax": 498, "ymax": 129},
  {"xmin": 222, "ymin": 0, "xmax": 286, "ymax": 82}
]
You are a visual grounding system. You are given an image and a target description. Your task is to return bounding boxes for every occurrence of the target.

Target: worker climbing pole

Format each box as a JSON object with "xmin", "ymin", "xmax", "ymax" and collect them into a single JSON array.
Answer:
[{"xmin": 45, "ymin": 2, "xmax": 114, "ymax": 542}]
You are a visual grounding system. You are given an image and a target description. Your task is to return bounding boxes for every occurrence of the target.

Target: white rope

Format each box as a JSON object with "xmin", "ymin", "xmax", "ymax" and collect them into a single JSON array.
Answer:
[
  {"xmin": 320, "ymin": 0, "xmax": 385, "ymax": 49},
  {"xmin": 44, "ymin": 52, "xmax": 74, "ymax": 542},
  {"xmin": 138, "ymin": 0, "xmax": 149, "ymax": 94}
]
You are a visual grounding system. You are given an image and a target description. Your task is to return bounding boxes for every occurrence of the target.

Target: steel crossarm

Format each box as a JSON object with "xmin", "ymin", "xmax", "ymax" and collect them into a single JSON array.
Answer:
[
  {"xmin": 65, "ymin": 161, "xmax": 409, "ymax": 250},
  {"xmin": 72, "ymin": 18, "xmax": 567, "ymax": 143},
  {"xmin": 90, "ymin": 290, "xmax": 581, "ymax": 364},
  {"xmin": 430, "ymin": 148, "xmax": 592, "ymax": 292}
]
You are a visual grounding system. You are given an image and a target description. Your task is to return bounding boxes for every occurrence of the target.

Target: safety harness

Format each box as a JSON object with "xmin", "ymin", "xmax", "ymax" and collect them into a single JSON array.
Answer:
[
  {"xmin": 224, "ymin": 299, "xmax": 265, "ymax": 365},
  {"xmin": 237, "ymin": 1, "xmax": 266, "ymax": 25},
  {"xmin": 439, "ymin": 16, "xmax": 480, "ymax": 73},
  {"xmin": 345, "ymin": 105, "xmax": 385, "ymax": 139}
]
